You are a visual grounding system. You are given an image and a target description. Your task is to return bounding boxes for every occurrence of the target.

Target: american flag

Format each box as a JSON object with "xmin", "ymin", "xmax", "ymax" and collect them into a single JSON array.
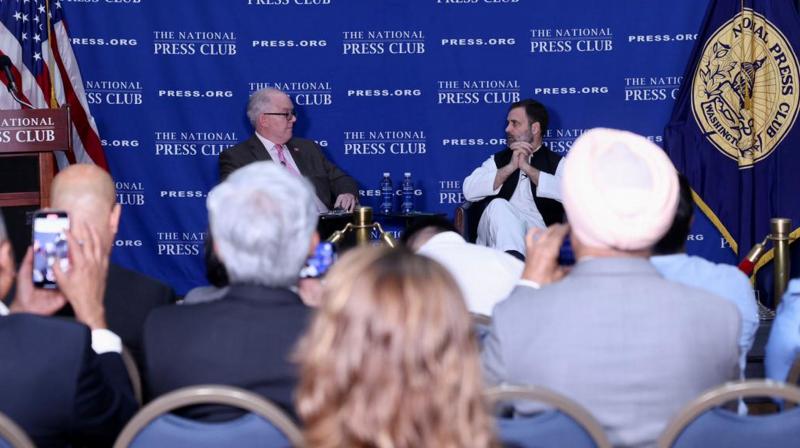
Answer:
[{"xmin": 0, "ymin": 0, "xmax": 106, "ymax": 168}]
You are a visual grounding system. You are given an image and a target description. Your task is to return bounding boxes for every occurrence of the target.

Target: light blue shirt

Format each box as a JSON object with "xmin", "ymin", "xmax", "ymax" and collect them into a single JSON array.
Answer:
[
  {"xmin": 765, "ymin": 279, "xmax": 800, "ymax": 382},
  {"xmin": 651, "ymin": 254, "xmax": 758, "ymax": 378}
]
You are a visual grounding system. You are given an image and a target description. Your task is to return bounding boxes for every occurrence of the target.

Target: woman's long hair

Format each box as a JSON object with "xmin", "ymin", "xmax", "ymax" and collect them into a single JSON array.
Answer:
[{"xmin": 294, "ymin": 246, "xmax": 494, "ymax": 448}]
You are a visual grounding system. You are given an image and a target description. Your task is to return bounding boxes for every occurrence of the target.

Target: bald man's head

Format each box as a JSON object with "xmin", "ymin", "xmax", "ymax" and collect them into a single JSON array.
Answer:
[{"xmin": 51, "ymin": 164, "xmax": 120, "ymax": 253}]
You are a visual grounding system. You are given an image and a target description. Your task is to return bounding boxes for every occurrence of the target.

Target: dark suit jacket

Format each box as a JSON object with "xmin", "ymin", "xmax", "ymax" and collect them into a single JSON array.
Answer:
[
  {"xmin": 56, "ymin": 263, "xmax": 176, "ymax": 373},
  {"xmin": 218, "ymin": 134, "xmax": 358, "ymax": 209},
  {"xmin": 104, "ymin": 263, "xmax": 176, "ymax": 369},
  {"xmin": 0, "ymin": 314, "xmax": 137, "ymax": 448},
  {"xmin": 143, "ymin": 284, "xmax": 310, "ymax": 420}
]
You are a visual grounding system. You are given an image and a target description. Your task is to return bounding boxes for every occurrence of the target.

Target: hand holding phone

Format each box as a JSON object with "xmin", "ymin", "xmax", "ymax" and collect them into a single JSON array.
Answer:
[
  {"xmin": 52, "ymin": 224, "xmax": 109, "ymax": 330},
  {"xmin": 299, "ymin": 242, "xmax": 336, "ymax": 279},
  {"xmin": 32, "ymin": 210, "xmax": 70, "ymax": 289},
  {"xmin": 521, "ymin": 224, "xmax": 571, "ymax": 286}
]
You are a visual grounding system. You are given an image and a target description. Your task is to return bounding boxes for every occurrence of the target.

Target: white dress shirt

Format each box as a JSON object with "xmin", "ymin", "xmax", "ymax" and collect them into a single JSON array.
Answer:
[
  {"xmin": 255, "ymin": 133, "xmax": 329, "ymax": 212},
  {"xmin": 463, "ymin": 146, "xmax": 564, "ymax": 229},
  {"xmin": 0, "ymin": 300, "xmax": 122, "ymax": 354}
]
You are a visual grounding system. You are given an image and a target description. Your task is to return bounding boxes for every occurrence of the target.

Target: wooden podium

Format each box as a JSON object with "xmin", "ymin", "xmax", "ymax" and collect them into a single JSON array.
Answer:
[{"xmin": 0, "ymin": 108, "xmax": 72, "ymax": 209}]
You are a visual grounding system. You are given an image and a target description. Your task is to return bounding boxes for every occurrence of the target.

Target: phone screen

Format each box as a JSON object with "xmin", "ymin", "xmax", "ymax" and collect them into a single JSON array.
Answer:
[
  {"xmin": 32, "ymin": 211, "xmax": 69, "ymax": 289},
  {"xmin": 299, "ymin": 242, "xmax": 336, "ymax": 279},
  {"xmin": 557, "ymin": 235, "xmax": 576, "ymax": 266}
]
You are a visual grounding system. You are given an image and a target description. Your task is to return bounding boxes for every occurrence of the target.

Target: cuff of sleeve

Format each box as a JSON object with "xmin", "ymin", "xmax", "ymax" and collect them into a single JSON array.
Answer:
[
  {"xmin": 0, "ymin": 301, "xmax": 9, "ymax": 316},
  {"xmin": 518, "ymin": 279, "xmax": 542, "ymax": 290},
  {"xmin": 91, "ymin": 328, "xmax": 123, "ymax": 354}
]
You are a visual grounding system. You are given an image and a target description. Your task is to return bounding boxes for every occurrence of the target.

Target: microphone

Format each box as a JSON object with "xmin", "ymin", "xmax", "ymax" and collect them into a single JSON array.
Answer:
[
  {"xmin": 0, "ymin": 55, "xmax": 18, "ymax": 94},
  {"xmin": 0, "ymin": 55, "xmax": 31, "ymax": 108}
]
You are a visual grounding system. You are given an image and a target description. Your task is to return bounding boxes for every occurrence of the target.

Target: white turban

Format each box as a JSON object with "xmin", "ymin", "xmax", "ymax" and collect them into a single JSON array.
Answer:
[{"xmin": 562, "ymin": 128, "xmax": 679, "ymax": 251}]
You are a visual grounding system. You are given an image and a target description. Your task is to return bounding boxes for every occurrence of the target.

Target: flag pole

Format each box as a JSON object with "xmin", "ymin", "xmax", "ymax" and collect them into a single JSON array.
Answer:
[{"xmin": 44, "ymin": 0, "xmax": 57, "ymax": 108}]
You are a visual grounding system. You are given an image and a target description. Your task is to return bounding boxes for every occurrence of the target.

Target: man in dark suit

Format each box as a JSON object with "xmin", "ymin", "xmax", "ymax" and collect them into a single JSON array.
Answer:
[
  {"xmin": 219, "ymin": 87, "xmax": 358, "ymax": 212},
  {"xmin": 0, "ymin": 217, "xmax": 138, "ymax": 448},
  {"xmin": 49, "ymin": 165, "xmax": 176, "ymax": 371},
  {"xmin": 145, "ymin": 162, "xmax": 319, "ymax": 420}
]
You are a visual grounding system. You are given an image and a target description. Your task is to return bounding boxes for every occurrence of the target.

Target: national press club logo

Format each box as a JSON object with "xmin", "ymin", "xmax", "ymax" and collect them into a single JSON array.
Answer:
[
  {"xmin": 115, "ymin": 180, "xmax": 145, "ymax": 206},
  {"xmin": 343, "ymin": 130, "xmax": 427, "ymax": 156},
  {"xmin": 246, "ymin": 0, "xmax": 332, "ymax": 5},
  {"xmin": 156, "ymin": 230, "xmax": 205, "ymax": 256},
  {"xmin": 529, "ymin": 26, "xmax": 613, "ymax": 54},
  {"xmin": 85, "ymin": 80, "xmax": 142, "ymax": 105},
  {"xmin": 154, "ymin": 130, "xmax": 238, "ymax": 156},
  {"xmin": 437, "ymin": 80, "xmax": 520, "ymax": 105},
  {"xmin": 624, "ymin": 75, "xmax": 683, "ymax": 102},
  {"xmin": 342, "ymin": 30, "xmax": 425, "ymax": 55},
  {"xmin": 249, "ymin": 82, "xmax": 332, "ymax": 107},
  {"xmin": 153, "ymin": 30, "xmax": 237, "ymax": 56},
  {"xmin": 437, "ymin": 179, "xmax": 465, "ymax": 205}
]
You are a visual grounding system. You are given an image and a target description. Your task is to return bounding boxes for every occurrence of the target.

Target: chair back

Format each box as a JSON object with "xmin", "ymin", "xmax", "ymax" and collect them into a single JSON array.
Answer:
[
  {"xmin": 487, "ymin": 385, "xmax": 611, "ymax": 448},
  {"xmin": 0, "ymin": 412, "xmax": 34, "ymax": 448},
  {"xmin": 658, "ymin": 380, "xmax": 800, "ymax": 448},
  {"xmin": 454, "ymin": 200, "xmax": 479, "ymax": 242},
  {"xmin": 471, "ymin": 312, "xmax": 492, "ymax": 345},
  {"xmin": 120, "ymin": 346, "xmax": 143, "ymax": 405},
  {"xmin": 787, "ymin": 355, "xmax": 800, "ymax": 385},
  {"xmin": 113, "ymin": 385, "xmax": 304, "ymax": 448}
]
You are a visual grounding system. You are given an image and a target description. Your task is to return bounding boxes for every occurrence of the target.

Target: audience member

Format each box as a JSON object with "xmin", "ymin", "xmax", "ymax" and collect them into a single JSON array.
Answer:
[
  {"xmin": 219, "ymin": 87, "xmax": 358, "ymax": 211},
  {"xmin": 181, "ymin": 235, "xmax": 229, "ymax": 304},
  {"xmin": 144, "ymin": 161, "xmax": 319, "ymax": 419},
  {"xmin": 651, "ymin": 174, "xmax": 758, "ymax": 378},
  {"xmin": 463, "ymin": 99, "xmax": 564, "ymax": 256},
  {"xmin": 50, "ymin": 164, "xmax": 176, "ymax": 370},
  {"xmin": 295, "ymin": 247, "xmax": 495, "ymax": 448},
  {"xmin": 401, "ymin": 216, "xmax": 523, "ymax": 316},
  {"xmin": 0, "ymin": 216, "xmax": 137, "ymax": 447},
  {"xmin": 765, "ymin": 279, "xmax": 800, "ymax": 382},
  {"xmin": 481, "ymin": 128, "xmax": 741, "ymax": 447}
]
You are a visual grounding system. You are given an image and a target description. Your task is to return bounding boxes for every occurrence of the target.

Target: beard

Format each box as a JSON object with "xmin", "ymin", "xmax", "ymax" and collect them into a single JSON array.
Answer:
[{"xmin": 506, "ymin": 129, "xmax": 534, "ymax": 145}]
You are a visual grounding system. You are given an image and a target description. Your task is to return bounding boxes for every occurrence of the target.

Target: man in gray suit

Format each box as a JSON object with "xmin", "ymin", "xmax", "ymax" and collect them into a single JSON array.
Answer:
[
  {"xmin": 482, "ymin": 128, "xmax": 740, "ymax": 448},
  {"xmin": 219, "ymin": 88, "xmax": 358, "ymax": 212}
]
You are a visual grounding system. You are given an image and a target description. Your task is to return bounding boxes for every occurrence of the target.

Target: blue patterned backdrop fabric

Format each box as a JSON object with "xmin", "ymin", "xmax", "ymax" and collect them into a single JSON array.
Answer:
[{"xmin": 58, "ymin": 0, "xmax": 736, "ymax": 294}]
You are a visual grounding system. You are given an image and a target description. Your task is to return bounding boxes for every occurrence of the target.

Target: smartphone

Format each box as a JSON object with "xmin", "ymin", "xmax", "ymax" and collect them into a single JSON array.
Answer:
[
  {"xmin": 32, "ymin": 210, "xmax": 70, "ymax": 289},
  {"xmin": 299, "ymin": 242, "xmax": 336, "ymax": 279},
  {"xmin": 557, "ymin": 235, "xmax": 576, "ymax": 266}
]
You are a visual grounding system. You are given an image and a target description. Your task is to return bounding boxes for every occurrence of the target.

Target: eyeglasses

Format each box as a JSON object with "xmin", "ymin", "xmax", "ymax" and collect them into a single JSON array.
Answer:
[{"xmin": 263, "ymin": 110, "xmax": 296, "ymax": 121}]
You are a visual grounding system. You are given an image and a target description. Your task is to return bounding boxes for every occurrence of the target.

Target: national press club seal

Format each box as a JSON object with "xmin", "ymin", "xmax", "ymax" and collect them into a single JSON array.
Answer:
[{"xmin": 691, "ymin": 8, "xmax": 799, "ymax": 168}]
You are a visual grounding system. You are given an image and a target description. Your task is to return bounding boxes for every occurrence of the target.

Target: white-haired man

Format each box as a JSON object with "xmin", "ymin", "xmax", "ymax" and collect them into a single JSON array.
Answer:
[
  {"xmin": 144, "ymin": 162, "xmax": 319, "ymax": 420},
  {"xmin": 482, "ymin": 129, "xmax": 740, "ymax": 447},
  {"xmin": 219, "ymin": 87, "xmax": 358, "ymax": 212}
]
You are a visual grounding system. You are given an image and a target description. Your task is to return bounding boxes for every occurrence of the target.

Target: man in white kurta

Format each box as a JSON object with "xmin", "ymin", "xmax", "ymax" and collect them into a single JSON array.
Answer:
[{"xmin": 463, "ymin": 99, "xmax": 565, "ymax": 255}]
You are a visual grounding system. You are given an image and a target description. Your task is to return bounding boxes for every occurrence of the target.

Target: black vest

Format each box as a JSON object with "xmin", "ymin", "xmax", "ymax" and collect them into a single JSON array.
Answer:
[{"xmin": 468, "ymin": 145, "xmax": 565, "ymax": 241}]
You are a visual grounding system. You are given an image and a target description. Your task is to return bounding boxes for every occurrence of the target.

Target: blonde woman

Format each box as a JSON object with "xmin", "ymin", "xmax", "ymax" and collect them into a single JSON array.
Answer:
[{"xmin": 295, "ymin": 247, "xmax": 495, "ymax": 448}]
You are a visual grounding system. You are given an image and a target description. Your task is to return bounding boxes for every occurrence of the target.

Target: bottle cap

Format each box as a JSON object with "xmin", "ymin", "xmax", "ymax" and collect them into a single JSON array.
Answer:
[
  {"xmin": 404, "ymin": 172, "xmax": 411, "ymax": 176},
  {"xmin": 383, "ymin": 172, "xmax": 390, "ymax": 176}
]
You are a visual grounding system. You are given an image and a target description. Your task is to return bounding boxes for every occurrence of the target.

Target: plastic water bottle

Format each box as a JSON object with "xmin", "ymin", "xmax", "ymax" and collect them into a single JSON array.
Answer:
[
  {"xmin": 401, "ymin": 172, "xmax": 414, "ymax": 214},
  {"xmin": 380, "ymin": 172, "xmax": 393, "ymax": 214}
]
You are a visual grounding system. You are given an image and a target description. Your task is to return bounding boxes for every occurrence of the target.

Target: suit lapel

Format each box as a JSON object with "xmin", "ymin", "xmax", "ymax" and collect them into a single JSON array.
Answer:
[
  {"xmin": 248, "ymin": 134, "xmax": 272, "ymax": 162},
  {"xmin": 286, "ymin": 138, "xmax": 310, "ymax": 175}
]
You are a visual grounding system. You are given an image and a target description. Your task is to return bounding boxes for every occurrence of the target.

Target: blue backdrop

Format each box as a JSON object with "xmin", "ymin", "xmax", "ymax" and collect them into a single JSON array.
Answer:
[{"xmin": 60, "ymin": 0, "xmax": 735, "ymax": 294}]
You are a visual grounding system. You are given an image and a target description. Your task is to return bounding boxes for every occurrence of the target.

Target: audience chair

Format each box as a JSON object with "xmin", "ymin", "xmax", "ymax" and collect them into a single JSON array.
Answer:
[
  {"xmin": 658, "ymin": 380, "xmax": 800, "ymax": 448},
  {"xmin": 113, "ymin": 385, "xmax": 304, "ymax": 448},
  {"xmin": 0, "ymin": 412, "xmax": 34, "ymax": 448},
  {"xmin": 120, "ymin": 346, "xmax": 143, "ymax": 405},
  {"xmin": 787, "ymin": 355, "xmax": 800, "ymax": 385},
  {"xmin": 471, "ymin": 312, "xmax": 492, "ymax": 345},
  {"xmin": 486, "ymin": 385, "xmax": 611, "ymax": 448},
  {"xmin": 454, "ymin": 200, "xmax": 478, "ymax": 242}
]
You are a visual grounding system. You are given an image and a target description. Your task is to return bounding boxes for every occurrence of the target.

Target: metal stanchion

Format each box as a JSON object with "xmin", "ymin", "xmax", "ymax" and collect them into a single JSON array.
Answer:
[
  {"xmin": 326, "ymin": 206, "xmax": 397, "ymax": 248},
  {"xmin": 771, "ymin": 218, "xmax": 792, "ymax": 307}
]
